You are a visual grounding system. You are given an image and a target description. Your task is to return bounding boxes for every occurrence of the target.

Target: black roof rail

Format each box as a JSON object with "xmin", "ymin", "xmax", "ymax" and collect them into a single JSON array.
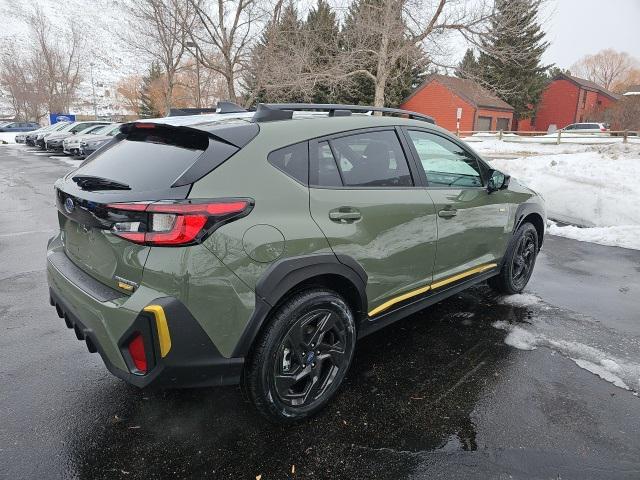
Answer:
[
  {"xmin": 251, "ymin": 103, "xmax": 435, "ymax": 124},
  {"xmin": 216, "ymin": 101, "xmax": 248, "ymax": 113}
]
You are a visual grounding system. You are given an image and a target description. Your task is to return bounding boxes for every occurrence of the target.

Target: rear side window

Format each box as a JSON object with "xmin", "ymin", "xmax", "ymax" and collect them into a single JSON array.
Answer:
[
  {"xmin": 75, "ymin": 126, "xmax": 209, "ymax": 191},
  {"xmin": 268, "ymin": 142, "xmax": 308, "ymax": 184},
  {"xmin": 329, "ymin": 130, "xmax": 413, "ymax": 187}
]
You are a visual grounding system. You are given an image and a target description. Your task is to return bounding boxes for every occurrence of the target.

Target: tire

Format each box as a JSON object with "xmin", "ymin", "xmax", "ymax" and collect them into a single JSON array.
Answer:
[
  {"xmin": 488, "ymin": 222, "xmax": 539, "ymax": 295},
  {"xmin": 243, "ymin": 288, "xmax": 356, "ymax": 423}
]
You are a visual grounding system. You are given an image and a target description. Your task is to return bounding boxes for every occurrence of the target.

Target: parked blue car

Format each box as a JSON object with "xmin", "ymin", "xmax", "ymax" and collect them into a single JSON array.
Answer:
[{"xmin": 0, "ymin": 122, "xmax": 40, "ymax": 132}]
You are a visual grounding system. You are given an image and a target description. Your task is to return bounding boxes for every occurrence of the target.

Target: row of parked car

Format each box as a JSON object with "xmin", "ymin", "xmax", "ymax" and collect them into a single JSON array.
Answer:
[{"xmin": 14, "ymin": 120, "xmax": 121, "ymax": 158}]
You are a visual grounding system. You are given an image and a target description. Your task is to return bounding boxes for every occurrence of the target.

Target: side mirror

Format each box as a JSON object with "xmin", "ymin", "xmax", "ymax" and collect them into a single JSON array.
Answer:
[{"xmin": 487, "ymin": 169, "xmax": 510, "ymax": 193}]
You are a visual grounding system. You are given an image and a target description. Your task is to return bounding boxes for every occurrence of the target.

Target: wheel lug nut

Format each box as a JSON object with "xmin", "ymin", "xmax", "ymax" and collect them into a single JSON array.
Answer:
[{"xmin": 311, "ymin": 363, "xmax": 316, "ymax": 368}]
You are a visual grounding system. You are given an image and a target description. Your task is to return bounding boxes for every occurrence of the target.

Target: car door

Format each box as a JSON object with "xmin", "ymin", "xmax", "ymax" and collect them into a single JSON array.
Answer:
[
  {"xmin": 402, "ymin": 128, "xmax": 510, "ymax": 284},
  {"xmin": 309, "ymin": 128, "xmax": 438, "ymax": 314}
]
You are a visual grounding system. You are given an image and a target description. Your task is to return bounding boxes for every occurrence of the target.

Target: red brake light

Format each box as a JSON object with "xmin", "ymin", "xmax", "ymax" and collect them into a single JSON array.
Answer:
[
  {"xmin": 107, "ymin": 199, "xmax": 252, "ymax": 246},
  {"xmin": 135, "ymin": 123, "xmax": 156, "ymax": 129},
  {"xmin": 127, "ymin": 332, "xmax": 147, "ymax": 373}
]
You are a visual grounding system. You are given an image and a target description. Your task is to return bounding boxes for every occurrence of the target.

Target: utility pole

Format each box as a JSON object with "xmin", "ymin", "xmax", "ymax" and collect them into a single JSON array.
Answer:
[
  {"xmin": 90, "ymin": 62, "xmax": 98, "ymax": 119},
  {"xmin": 186, "ymin": 42, "xmax": 201, "ymax": 108}
]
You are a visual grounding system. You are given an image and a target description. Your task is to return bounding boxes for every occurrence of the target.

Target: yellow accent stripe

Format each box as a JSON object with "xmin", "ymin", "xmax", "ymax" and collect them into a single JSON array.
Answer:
[
  {"xmin": 117, "ymin": 281, "xmax": 134, "ymax": 291},
  {"xmin": 143, "ymin": 305, "xmax": 172, "ymax": 358},
  {"xmin": 368, "ymin": 284, "xmax": 431, "ymax": 317},
  {"xmin": 430, "ymin": 263, "xmax": 498, "ymax": 290},
  {"xmin": 368, "ymin": 262, "xmax": 498, "ymax": 317}
]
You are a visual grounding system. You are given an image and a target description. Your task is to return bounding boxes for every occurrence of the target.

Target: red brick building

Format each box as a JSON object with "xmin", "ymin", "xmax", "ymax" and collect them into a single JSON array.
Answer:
[
  {"xmin": 400, "ymin": 75, "xmax": 514, "ymax": 132},
  {"xmin": 533, "ymin": 73, "xmax": 619, "ymax": 132}
]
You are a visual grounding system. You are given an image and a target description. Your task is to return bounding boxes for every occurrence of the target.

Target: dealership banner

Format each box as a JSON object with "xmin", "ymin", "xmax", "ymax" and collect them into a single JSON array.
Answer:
[{"xmin": 49, "ymin": 113, "xmax": 76, "ymax": 124}]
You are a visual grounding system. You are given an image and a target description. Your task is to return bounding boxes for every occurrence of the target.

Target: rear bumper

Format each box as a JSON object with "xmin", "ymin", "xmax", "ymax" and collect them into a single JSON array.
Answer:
[{"xmin": 47, "ymin": 249, "xmax": 244, "ymax": 388}]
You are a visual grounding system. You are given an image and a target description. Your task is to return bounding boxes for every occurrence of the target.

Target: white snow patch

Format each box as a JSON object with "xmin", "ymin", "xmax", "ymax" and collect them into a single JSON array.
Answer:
[
  {"xmin": 499, "ymin": 293, "xmax": 542, "ymax": 307},
  {"xmin": 0, "ymin": 132, "xmax": 17, "ymax": 144},
  {"xmin": 572, "ymin": 359, "xmax": 629, "ymax": 390},
  {"xmin": 547, "ymin": 222, "xmax": 640, "ymax": 251},
  {"xmin": 492, "ymin": 315, "xmax": 640, "ymax": 392},
  {"xmin": 493, "ymin": 322, "xmax": 539, "ymax": 350}
]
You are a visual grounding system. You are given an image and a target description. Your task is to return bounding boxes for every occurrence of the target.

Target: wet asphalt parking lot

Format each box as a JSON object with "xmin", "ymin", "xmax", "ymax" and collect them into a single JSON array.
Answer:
[{"xmin": 1, "ymin": 144, "xmax": 640, "ymax": 479}]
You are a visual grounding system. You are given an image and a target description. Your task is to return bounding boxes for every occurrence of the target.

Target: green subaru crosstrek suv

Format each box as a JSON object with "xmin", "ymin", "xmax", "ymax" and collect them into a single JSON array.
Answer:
[{"xmin": 47, "ymin": 103, "xmax": 545, "ymax": 422}]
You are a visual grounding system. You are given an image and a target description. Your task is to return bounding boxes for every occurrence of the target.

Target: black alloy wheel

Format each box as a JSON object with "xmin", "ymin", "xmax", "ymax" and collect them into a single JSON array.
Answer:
[
  {"xmin": 273, "ymin": 308, "xmax": 349, "ymax": 407},
  {"xmin": 488, "ymin": 222, "xmax": 539, "ymax": 294},
  {"xmin": 243, "ymin": 289, "xmax": 356, "ymax": 423},
  {"xmin": 511, "ymin": 229, "xmax": 537, "ymax": 290}
]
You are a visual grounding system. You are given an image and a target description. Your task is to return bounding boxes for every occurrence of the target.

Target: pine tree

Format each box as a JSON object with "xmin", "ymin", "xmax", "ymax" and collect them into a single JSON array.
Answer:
[
  {"xmin": 478, "ymin": 0, "xmax": 550, "ymax": 122},
  {"xmin": 244, "ymin": 2, "xmax": 305, "ymax": 103},
  {"xmin": 304, "ymin": 0, "xmax": 340, "ymax": 103},
  {"xmin": 139, "ymin": 61, "xmax": 162, "ymax": 118},
  {"xmin": 456, "ymin": 49, "xmax": 479, "ymax": 79}
]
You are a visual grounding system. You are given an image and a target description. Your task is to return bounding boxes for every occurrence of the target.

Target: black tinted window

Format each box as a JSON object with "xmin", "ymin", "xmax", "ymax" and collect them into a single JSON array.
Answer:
[
  {"xmin": 268, "ymin": 142, "xmax": 308, "ymax": 184},
  {"xmin": 329, "ymin": 131, "xmax": 413, "ymax": 187},
  {"xmin": 75, "ymin": 127, "xmax": 207, "ymax": 191}
]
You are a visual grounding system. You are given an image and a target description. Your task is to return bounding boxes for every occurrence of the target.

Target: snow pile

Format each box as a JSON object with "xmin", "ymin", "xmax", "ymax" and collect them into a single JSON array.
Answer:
[
  {"xmin": 471, "ymin": 138, "xmax": 590, "ymax": 155},
  {"xmin": 0, "ymin": 132, "xmax": 17, "ymax": 144},
  {"xmin": 547, "ymin": 222, "xmax": 640, "ymax": 250},
  {"xmin": 480, "ymin": 142, "xmax": 640, "ymax": 250},
  {"xmin": 497, "ymin": 293, "xmax": 543, "ymax": 307}
]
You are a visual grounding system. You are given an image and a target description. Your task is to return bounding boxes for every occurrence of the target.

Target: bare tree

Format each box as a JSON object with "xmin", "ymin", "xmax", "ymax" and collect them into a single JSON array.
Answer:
[
  {"xmin": 0, "ymin": 46, "xmax": 48, "ymax": 121},
  {"xmin": 116, "ymin": 75, "xmax": 143, "ymax": 116},
  {"xmin": 571, "ymin": 49, "xmax": 639, "ymax": 91},
  {"xmin": 24, "ymin": 4, "xmax": 84, "ymax": 113},
  {"xmin": 178, "ymin": 0, "xmax": 266, "ymax": 104},
  {"xmin": 0, "ymin": 5, "xmax": 84, "ymax": 119},
  {"xmin": 122, "ymin": 0, "xmax": 194, "ymax": 113},
  {"xmin": 251, "ymin": 0, "xmax": 513, "ymax": 107}
]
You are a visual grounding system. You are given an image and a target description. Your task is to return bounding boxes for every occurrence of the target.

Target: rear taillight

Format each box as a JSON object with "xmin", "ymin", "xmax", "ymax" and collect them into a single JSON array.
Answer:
[
  {"xmin": 107, "ymin": 199, "xmax": 252, "ymax": 246},
  {"xmin": 600, "ymin": 127, "xmax": 606, "ymax": 132},
  {"xmin": 127, "ymin": 332, "xmax": 147, "ymax": 374}
]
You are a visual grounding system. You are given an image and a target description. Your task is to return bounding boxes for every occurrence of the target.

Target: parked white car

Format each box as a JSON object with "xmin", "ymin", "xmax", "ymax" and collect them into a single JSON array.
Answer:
[
  {"xmin": 63, "ymin": 123, "xmax": 113, "ymax": 156},
  {"xmin": 561, "ymin": 123, "xmax": 610, "ymax": 134}
]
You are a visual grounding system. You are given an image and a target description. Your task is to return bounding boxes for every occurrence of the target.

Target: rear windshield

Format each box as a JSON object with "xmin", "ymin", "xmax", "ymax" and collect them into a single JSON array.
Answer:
[{"xmin": 74, "ymin": 126, "xmax": 208, "ymax": 191}]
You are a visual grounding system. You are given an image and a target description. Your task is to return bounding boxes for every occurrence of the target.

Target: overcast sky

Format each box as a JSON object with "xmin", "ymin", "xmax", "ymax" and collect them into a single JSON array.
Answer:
[{"xmin": 541, "ymin": 0, "xmax": 640, "ymax": 68}]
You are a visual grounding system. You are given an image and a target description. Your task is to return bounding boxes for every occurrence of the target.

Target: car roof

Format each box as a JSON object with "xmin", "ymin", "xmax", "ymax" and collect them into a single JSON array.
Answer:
[{"xmin": 142, "ymin": 111, "xmax": 444, "ymax": 142}]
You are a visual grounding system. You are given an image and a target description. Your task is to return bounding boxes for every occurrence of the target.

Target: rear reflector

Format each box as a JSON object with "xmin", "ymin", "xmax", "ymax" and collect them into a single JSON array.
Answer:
[
  {"xmin": 127, "ymin": 332, "xmax": 147, "ymax": 373},
  {"xmin": 107, "ymin": 199, "xmax": 252, "ymax": 246}
]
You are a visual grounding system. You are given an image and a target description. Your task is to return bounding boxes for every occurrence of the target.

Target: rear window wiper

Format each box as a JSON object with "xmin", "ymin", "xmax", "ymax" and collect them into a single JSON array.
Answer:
[{"xmin": 72, "ymin": 175, "xmax": 131, "ymax": 191}]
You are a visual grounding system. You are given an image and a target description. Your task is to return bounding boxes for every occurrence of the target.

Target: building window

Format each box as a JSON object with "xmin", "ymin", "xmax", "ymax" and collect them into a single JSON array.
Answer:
[
  {"xmin": 476, "ymin": 116, "xmax": 492, "ymax": 131},
  {"xmin": 496, "ymin": 118, "xmax": 510, "ymax": 131},
  {"xmin": 582, "ymin": 90, "xmax": 587, "ymax": 108}
]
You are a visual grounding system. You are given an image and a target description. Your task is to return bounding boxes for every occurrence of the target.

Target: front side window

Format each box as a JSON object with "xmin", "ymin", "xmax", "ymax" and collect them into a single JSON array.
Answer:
[
  {"xmin": 328, "ymin": 130, "xmax": 413, "ymax": 187},
  {"xmin": 407, "ymin": 130, "xmax": 483, "ymax": 188}
]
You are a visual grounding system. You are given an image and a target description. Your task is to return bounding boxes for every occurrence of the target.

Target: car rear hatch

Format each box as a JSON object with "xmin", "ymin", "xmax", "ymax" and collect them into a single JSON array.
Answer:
[{"xmin": 54, "ymin": 121, "xmax": 258, "ymax": 293}]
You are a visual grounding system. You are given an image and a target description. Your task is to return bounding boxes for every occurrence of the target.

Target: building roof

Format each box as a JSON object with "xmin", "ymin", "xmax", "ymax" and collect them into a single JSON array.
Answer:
[
  {"xmin": 623, "ymin": 84, "xmax": 640, "ymax": 96},
  {"xmin": 555, "ymin": 73, "xmax": 620, "ymax": 100},
  {"xmin": 404, "ymin": 74, "xmax": 514, "ymax": 111}
]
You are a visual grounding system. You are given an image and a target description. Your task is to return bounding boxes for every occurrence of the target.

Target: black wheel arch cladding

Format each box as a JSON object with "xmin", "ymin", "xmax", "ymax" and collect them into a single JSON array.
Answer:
[{"xmin": 231, "ymin": 253, "xmax": 368, "ymax": 358}]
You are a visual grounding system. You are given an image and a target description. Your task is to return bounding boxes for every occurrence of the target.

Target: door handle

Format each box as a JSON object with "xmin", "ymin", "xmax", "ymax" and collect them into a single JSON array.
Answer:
[
  {"xmin": 438, "ymin": 208, "xmax": 457, "ymax": 218},
  {"xmin": 329, "ymin": 208, "xmax": 361, "ymax": 223}
]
